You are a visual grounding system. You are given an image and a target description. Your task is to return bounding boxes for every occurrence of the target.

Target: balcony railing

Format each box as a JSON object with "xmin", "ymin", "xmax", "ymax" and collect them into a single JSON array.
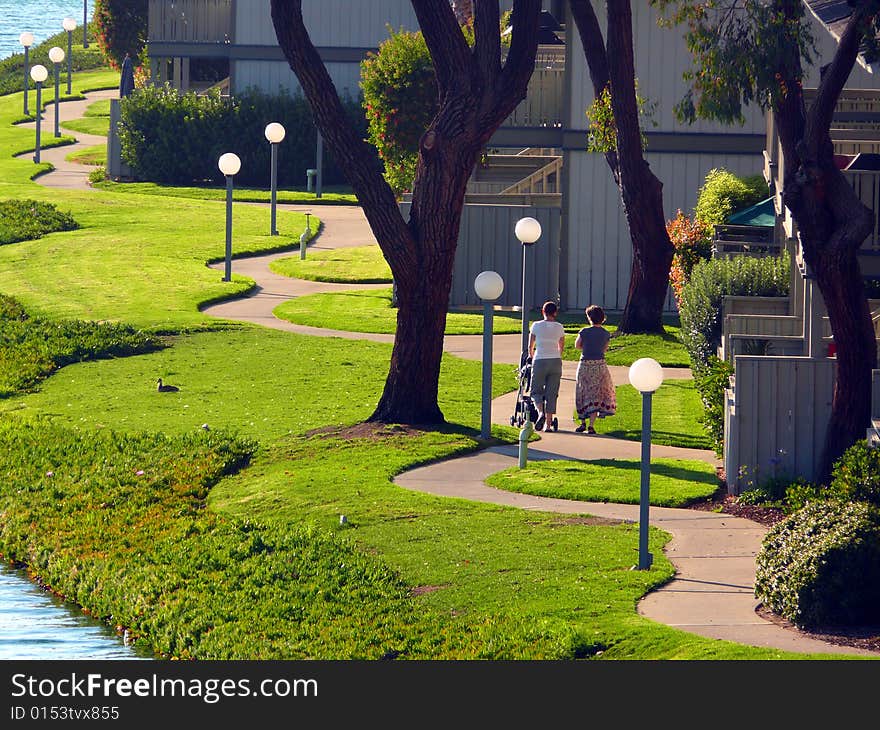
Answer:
[
  {"xmin": 148, "ymin": 0, "xmax": 233, "ymax": 44},
  {"xmin": 503, "ymin": 45, "xmax": 565, "ymax": 128}
]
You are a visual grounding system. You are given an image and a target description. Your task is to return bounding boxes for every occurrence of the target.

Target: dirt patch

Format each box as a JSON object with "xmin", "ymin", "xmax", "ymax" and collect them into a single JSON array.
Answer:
[
  {"xmin": 411, "ymin": 585, "xmax": 445, "ymax": 597},
  {"xmin": 304, "ymin": 422, "xmax": 429, "ymax": 440},
  {"xmin": 546, "ymin": 516, "xmax": 623, "ymax": 527},
  {"xmin": 755, "ymin": 604, "xmax": 880, "ymax": 654}
]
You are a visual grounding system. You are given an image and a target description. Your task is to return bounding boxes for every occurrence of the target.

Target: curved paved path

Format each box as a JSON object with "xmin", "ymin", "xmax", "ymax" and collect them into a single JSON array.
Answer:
[{"xmin": 31, "ymin": 90, "xmax": 878, "ymax": 657}]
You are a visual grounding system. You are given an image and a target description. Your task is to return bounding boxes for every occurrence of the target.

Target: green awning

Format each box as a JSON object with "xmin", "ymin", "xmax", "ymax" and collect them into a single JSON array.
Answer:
[{"xmin": 727, "ymin": 197, "xmax": 775, "ymax": 227}]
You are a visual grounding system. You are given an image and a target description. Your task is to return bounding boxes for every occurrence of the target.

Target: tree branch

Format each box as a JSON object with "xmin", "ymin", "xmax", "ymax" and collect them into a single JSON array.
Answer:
[
  {"xmin": 473, "ymin": 0, "xmax": 502, "ymax": 86},
  {"xmin": 493, "ymin": 0, "xmax": 542, "ymax": 121},
  {"xmin": 410, "ymin": 0, "xmax": 471, "ymax": 95}
]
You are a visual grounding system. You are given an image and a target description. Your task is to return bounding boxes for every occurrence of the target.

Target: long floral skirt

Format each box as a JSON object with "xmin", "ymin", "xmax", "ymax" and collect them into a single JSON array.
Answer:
[{"xmin": 575, "ymin": 359, "xmax": 617, "ymax": 419}]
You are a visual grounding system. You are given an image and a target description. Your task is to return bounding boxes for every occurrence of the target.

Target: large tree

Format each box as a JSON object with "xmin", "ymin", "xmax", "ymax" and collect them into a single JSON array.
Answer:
[
  {"xmin": 270, "ymin": 0, "xmax": 541, "ymax": 424},
  {"xmin": 568, "ymin": 1, "xmax": 675, "ymax": 334},
  {"xmin": 655, "ymin": 0, "xmax": 879, "ymax": 481}
]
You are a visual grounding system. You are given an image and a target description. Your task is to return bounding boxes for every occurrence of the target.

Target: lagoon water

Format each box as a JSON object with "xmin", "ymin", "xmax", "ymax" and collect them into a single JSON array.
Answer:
[
  {"xmin": 0, "ymin": 564, "xmax": 144, "ymax": 660},
  {"xmin": 0, "ymin": 1, "xmax": 95, "ymax": 61}
]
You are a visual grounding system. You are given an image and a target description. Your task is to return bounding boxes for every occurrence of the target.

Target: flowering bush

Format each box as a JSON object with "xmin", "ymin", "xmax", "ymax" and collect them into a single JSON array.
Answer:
[
  {"xmin": 666, "ymin": 209, "xmax": 711, "ymax": 305},
  {"xmin": 94, "ymin": 0, "xmax": 147, "ymax": 70},
  {"xmin": 360, "ymin": 29, "xmax": 438, "ymax": 195}
]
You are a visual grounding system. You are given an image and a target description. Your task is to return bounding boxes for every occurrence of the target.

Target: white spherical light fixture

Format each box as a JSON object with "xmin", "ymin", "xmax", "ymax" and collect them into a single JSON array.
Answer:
[
  {"xmin": 49, "ymin": 46, "xmax": 65, "ymax": 64},
  {"xmin": 264, "ymin": 122, "xmax": 286, "ymax": 144},
  {"xmin": 62, "ymin": 17, "xmax": 77, "ymax": 33},
  {"xmin": 19, "ymin": 32, "xmax": 34, "ymax": 48},
  {"xmin": 474, "ymin": 270, "xmax": 504, "ymax": 301},
  {"xmin": 30, "ymin": 64, "xmax": 48, "ymax": 83},
  {"xmin": 628, "ymin": 357, "xmax": 664, "ymax": 393},
  {"xmin": 218, "ymin": 152, "xmax": 241, "ymax": 177},
  {"xmin": 514, "ymin": 216, "xmax": 542, "ymax": 245}
]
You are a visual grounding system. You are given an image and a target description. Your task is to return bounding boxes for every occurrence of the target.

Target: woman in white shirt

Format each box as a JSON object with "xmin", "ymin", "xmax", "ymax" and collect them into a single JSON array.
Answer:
[{"xmin": 528, "ymin": 301, "xmax": 566, "ymax": 432}]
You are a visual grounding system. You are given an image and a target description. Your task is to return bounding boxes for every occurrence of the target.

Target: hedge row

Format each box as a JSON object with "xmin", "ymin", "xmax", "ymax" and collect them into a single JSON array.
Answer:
[{"xmin": 118, "ymin": 86, "xmax": 369, "ymax": 187}]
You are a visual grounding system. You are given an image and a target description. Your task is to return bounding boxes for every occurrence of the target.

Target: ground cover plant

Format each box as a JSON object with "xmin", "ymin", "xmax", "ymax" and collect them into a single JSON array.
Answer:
[
  {"xmin": 485, "ymin": 458, "xmax": 719, "ymax": 507},
  {"xmin": 0, "ymin": 293, "xmax": 159, "ymax": 397},
  {"xmin": 270, "ymin": 245, "xmax": 392, "ymax": 283},
  {"xmin": 0, "ymin": 198, "xmax": 78, "ymax": 245}
]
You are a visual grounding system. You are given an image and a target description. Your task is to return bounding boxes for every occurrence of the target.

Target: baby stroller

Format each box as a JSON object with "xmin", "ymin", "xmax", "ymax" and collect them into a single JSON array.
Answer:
[{"xmin": 509, "ymin": 356, "xmax": 539, "ymax": 428}]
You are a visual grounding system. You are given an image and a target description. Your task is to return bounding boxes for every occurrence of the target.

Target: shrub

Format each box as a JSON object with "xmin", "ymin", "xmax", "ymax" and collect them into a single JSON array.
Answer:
[
  {"xmin": 118, "ymin": 86, "xmax": 366, "ymax": 187},
  {"xmin": 754, "ymin": 500, "xmax": 880, "ymax": 628},
  {"xmin": 828, "ymin": 441, "xmax": 880, "ymax": 506},
  {"xmin": 692, "ymin": 355, "xmax": 732, "ymax": 455},
  {"xmin": 0, "ymin": 199, "xmax": 78, "ymax": 246},
  {"xmin": 678, "ymin": 251, "xmax": 790, "ymax": 373},
  {"xmin": 94, "ymin": 0, "xmax": 148, "ymax": 69},
  {"xmin": 667, "ymin": 209, "xmax": 711, "ymax": 305},
  {"xmin": 694, "ymin": 168, "xmax": 768, "ymax": 227},
  {"xmin": 88, "ymin": 167, "xmax": 108, "ymax": 186},
  {"xmin": 360, "ymin": 28, "xmax": 438, "ymax": 194}
]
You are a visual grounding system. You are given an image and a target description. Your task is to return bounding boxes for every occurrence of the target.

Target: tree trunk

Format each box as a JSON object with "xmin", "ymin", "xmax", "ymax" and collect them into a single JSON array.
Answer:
[
  {"xmin": 270, "ymin": 0, "xmax": 541, "ymax": 424},
  {"xmin": 570, "ymin": 0, "xmax": 672, "ymax": 333}
]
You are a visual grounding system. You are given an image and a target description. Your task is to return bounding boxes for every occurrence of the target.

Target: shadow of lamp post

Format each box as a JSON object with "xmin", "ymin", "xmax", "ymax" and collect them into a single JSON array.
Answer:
[
  {"xmin": 514, "ymin": 216, "xmax": 541, "ymax": 366},
  {"xmin": 218, "ymin": 152, "xmax": 241, "ymax": 282},
  {"xmin": 20, "ymin": 32, "xmax": 33, "ymax": 116},
  {"xmin": 49, "ymin": 47, "xmax": 64, "ymax": 138},
  {"xmin": 628, "ymin": 357, "xmax": 664, "ymax": 570},
  {"xmin": 62, "ymin": 18, "xmax": 76, "ymax": 95},
  {"xmin": 474, "ymin": 271, "xmax": 504, "ymax": 440},
  {"xmin": 264, "ymin": 122, "xmax": 285, "ymax": 236},
  {"xmin": 30, "ymin": 64, "xmax": 48, "ymax": 163}
]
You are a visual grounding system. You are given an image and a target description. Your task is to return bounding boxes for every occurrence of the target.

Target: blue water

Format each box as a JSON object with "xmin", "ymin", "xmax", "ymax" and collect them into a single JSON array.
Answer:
[
  {"xmin": 0, "ymin": 563, "xmax": 146, "ymax": 660},
  {"xmin": 0, "ymin": 1, "xmax": 95, "ymax": 61}
]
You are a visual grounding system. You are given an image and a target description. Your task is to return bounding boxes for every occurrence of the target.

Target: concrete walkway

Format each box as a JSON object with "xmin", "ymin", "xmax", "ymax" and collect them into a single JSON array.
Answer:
[{"xmin": 30, "ymin": 91, "xmax": 878, "ymax": 657}]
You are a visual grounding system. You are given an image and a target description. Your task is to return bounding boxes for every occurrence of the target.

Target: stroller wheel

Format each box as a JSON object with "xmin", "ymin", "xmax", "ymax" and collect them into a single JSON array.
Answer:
[
  {"xmin": 509, "ymin": 416, "xmax": 515, "ymax": 426},
  {"xmin": 552, "ymin": 417, "xmax": 558, "ymax": 432}
]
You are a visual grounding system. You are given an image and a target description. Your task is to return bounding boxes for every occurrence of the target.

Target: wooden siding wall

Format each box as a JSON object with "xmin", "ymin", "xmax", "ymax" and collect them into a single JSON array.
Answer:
[
  {"xmin": 724, "ymin": 356, "xmax": 837, "ymax": 493},
  {"xmin": 567, "ymin": 3, "xmax": 765, "ymax": 135},
  {"xmin": 564, "ymin": 151, "xmax": 763, "ymax": 312},
  {"xmin": 148, "ymin": 0, "xmax": 233, "ymax": 43},
  {"xmin": 398, "ymin": 203, "xmax": 561, "ymax": 311},
  {"xmin": 235, "ymin": 0, "xmax": 417, "ymax": 46},
  {"xmin": 234, "ymin": 60, "xmax": 362, "ymax": 99}
]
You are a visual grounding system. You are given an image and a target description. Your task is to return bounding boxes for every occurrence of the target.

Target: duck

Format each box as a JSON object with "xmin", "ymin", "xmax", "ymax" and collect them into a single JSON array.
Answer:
[{"xmin": 156, "ymin": 378, "xmax": 179, "ymax": 392}]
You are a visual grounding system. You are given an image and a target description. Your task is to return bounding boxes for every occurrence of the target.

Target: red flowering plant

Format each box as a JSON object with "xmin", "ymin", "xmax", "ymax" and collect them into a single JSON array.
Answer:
[{"xmin": 667, "ymin": 209, "xmax": 711, "ymax": 305}]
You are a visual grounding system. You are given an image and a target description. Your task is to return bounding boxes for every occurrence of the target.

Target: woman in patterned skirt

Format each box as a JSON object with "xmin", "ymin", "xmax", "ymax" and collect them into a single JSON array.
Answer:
[{"xmin": 574, "ymin": 304, "xmax": 617, "ymax": 434}]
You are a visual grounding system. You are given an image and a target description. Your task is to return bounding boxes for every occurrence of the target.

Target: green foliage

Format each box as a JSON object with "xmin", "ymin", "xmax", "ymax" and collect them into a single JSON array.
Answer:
[
  {"xmin": 360, "ymin": 28, "xmax": 437, "ymax": 194},
  {"xmin": 0, "ymin": 25, "xmax": 106, "ymax": 98},
  {"xmin": 94, "ymin": 0, "xmax": 148, "ymax": 69},
  {"xmin": 88, "ymin": 166, "xmax": 108, "ymax": 185},
  {"xmin": 692, "ymin": 355, "xmax": 732, "ymax": 455},
  {"xmin": 0, "ymin": 294, "xmax": 160, "ymax": 396},
  {"xmin": 0, "ymin": 199, "xmax": 78, "ymax": 245},
  {"xmin": 678, "ymin": 251, "xmax": 790, "ymax": 372},
  {"xmin": 586, "ymin": 82, "xmax": 656, "ymax": 153},
  {"xmin": 694, "ymin": 168, "xmax": 768, "ymax": 227},
  {"xmin": 828, "ymin": 441, "xmax": 880, "ymax": 507},
  {"xmin": 118, "ymin": 85, "xmax": 366, "ymax": 187},
  {"xmin": 667, "ymin": 209, "xmax": 711, "ymax": 305},
  {"xmin": 782, "ymin": 479, "xmax": 826, "ymax": 514},
  {"xmin": 651, "ymin": 1, "xmax": 816, "ymax": 124},
  {"xmin": 754, "ymin": 500, "xmax": 880, "ymax": 628}
]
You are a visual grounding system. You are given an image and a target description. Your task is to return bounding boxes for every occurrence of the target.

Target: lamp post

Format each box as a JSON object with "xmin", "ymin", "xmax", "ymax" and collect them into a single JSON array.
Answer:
[
  {"xmin": 474, "ymin": 271, "xmax": 504, "ymax": 440},
  {"xmin": 30, "ymin": 64, "xmax": 48, "ymax": 163},
  {"xmin": 264, "ymin": 122, "xmax": 286, "ymax": 236},
  {"xmin": 48, "ymin": 47, "xmax": 64, "ymax": 138},
  {"xmin": 20, "ymin": 32, "xmax": 33, "ymax": 116},
  {"xmin": 514, "ymin": 216, "xmax": 542, "ymax": 364},
  {"xmin": 83, "ymin": 0, "xmax": 89, "ymax": 48},
  {"xmin": 628, "ymin": 357, "xmax": 664, "ymax": 570},
  {"xmin": 63, "ymin": 18, "xmax": 76, "ymax": 95},
  {"xmin": 218, "ymin": 152, "xmax": 241, "ymax": 282}
]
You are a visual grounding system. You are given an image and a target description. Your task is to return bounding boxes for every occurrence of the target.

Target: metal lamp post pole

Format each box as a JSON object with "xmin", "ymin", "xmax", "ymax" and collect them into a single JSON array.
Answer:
[
  {"xmin": 224, "ymin": 172, "xmax": 234, "ymax": 281},
  {"xmin": 481, "ymin": 297, "xmax": 495, "ymax": 438},
  {"xmin": 269, "ymin": 141, "xmax": 278, "ymax": 235},
  {"xmin": 20, "ymin": 35, "xmax": 32, "ymax": 116},
  {"xmin": 53, "ymin": 62, "xmax": 61, "ymax": 137},
  {"xmin": 33, "ymin": 79, "xmax": 42, "ymax": 163},
  {"xmin": 66, "ymin": 31, "xmax": 73, "ymax": 95},
  {"xmin": 83, "ymin": 0, "xmax": 89, "ymax": 48},
  {"xmin": 638, "ymin": 390, "xmax": 654, "ymax": 570},
  {"xmin": 520, "ymin": 242, "xmax": 528, "ymax": 364}
]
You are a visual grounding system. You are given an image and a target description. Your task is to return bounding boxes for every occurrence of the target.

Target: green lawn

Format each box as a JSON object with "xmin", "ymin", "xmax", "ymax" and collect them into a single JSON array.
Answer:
[
  {"xmin": 65, "ymin": 144, "xmax": 105, "ymax": 166},
  {"xmin": 270, "ymin": 244, "xmax": 392, "ymax": 283},
  {"xmin": 486, "ymin": 458, "xmax": 720, "ymax": 507},
  {"xmin": 0, "ymin": 67, "xmax": 829, "ymax": 660},
  {"xmin": 94, "ymin": 180, "xmax": 359, "ymax": 206},
  {"xmin": 60, "ymin": 97, "xmax": 111, "ymax": 136}
]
